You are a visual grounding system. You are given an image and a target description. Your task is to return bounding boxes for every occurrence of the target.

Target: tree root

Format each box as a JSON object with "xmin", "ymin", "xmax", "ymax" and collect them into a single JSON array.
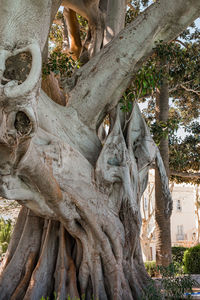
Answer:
[{"xmin": 0, "ymin": 204, "xmax": 149, "ymax": 300}]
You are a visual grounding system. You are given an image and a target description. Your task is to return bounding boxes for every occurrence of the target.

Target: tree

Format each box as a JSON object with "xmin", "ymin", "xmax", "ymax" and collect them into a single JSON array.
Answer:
[
  {"xmin": 0, "ymin": 0, "xmax": 199, "ymax": 299},
  {"xmin": 169, "ymin": 122, "xmax": 200, "ymax": 183},
  {"xmin": 129, "ymin": 26, "xmax": 200, "ymax": 266},
  {"xmin": 155, "ymin": 67, "xmax": 172, "ymax": 266}
]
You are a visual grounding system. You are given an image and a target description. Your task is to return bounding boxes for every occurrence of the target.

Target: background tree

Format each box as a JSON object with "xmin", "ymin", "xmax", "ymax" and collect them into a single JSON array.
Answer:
[{"xmin": 121, "ymin": 18, "xmax": 200, "ymax": 265}]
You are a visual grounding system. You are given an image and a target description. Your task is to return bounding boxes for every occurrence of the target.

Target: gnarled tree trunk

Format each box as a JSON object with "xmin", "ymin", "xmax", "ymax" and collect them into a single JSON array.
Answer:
[{"xmin": 0, "ymin": 0, "xmax": 199, "ymax": 299}]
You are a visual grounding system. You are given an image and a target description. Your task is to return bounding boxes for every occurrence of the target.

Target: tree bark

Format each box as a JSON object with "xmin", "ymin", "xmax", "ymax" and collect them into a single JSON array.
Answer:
[
  {"xmin": 0, "ymin": 101, "xmax": 158, "ymax": 300},
  {"xmin": 155, "ymin": 78, "xmax": 172, "ymax": 266},
  {"xmin": 42, "ymin": 72, "xmax": 66, "ymax": 106},
  {"xmin": 0, "ymin": 0, "xmax": 199, "ymax": 299},
  {"xmin": 170, "ymin": 171, "xmax": 200, "ymax": 179}
]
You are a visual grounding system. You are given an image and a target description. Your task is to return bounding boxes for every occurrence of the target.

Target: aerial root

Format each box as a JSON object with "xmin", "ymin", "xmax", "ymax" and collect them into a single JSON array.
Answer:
[
  {"xmin": 23, "ymin": 220, "xmax": 60, "ymax": 299},
  {"xmin": 55, "ymin": 224, "xmax": 79, "ymax": 299},
  {"xmin": 0, "ymin": 209, "xmax": 44, "ymax": 300},
  {"xmin": 0, "ymin": 206, "xmax": 28, "ymax": 274},
  {"xmin": 0, "ymin": 204, "xmax": 150, "ymax": 300},
  {"xmin": 10, "ymin": 252, "xmax": 36, "ymax": 300}
]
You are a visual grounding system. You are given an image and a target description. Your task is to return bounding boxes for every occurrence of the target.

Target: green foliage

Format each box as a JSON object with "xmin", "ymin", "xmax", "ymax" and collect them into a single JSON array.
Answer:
[
  {"xmin": 49, "ymin": 24, "xmax": 63, "ymax": 49},
  {"xmin": 142, "ymin": 278, "xmax": 162, "ymax": 300},
  {"xmin": 145, "ymin": 261, "xmax": 157, "ymax": 277},
  {"xmin": 39, "ymin": 262, "xmax": 198, "ymax": 300},
  {"xmin": 183, "ymin": 244, "xmax": 200, "ymax": 274},
  {"xmin": 43, "ymin": 51, "xmax": 77, "ymax": 78},
  {"xmin": 143, "ymin": 263, "xmax": 198, "ymax": 299},
  {"xmin": 150, "ymin": 118, "xmax": 180, "ymax": 145},
  {"xmin": 76, "ymin": 15, "xmax": 88, "ymax": 40},
  {"xmin": 133, "ymin": 61, "xmax": 159, "ymax": 99},
  {"xmin": 159, "ymin": 263, "xmax": 197, "ymax": 299},
  {"xmin": 44, "ymin": 8, "xmax": 87, "ymax": 79},
  {"xmin": 172, "ymin": 246, "xmax": 187, "ymax": 265},
  {"xmin": 119, "ymin": 88, "xmax": 134, "ymax": 112},
  {"xmin": 0, "ymin": 218, "xmax": 12, "ymax": 255},
  {"xmin": 169, "ymin": 121, "xmax": 200, "ymax": 184}
]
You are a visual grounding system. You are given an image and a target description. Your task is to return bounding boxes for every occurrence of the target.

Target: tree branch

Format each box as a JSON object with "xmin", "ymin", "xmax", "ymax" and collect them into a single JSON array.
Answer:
[
  {"xmin": 180, "ymin": 84, "xmax": 200, "ymax": 96},
  {"xmin": 64, "ymin": 0, "xmax": 200, "ymax": 129},
  {"xmin": 175, "ymin": 39, "xmax": 188, "ymax": 48},
  {"xmin": 170, "ymin": 170, "xmax": 200, "ymax": 178}
]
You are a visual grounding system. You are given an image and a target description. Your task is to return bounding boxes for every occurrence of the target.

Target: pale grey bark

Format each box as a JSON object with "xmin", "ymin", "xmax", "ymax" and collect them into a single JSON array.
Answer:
[{"xmin": 0, "ymin": 0, "xmax": 199, "ymax": 299}]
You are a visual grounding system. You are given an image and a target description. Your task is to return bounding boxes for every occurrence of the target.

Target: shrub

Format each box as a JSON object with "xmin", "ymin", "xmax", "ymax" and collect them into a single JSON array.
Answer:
[
  {"xmin": 172, "ymin": 246, "xmax": 187, "ymax": 265},
  {"xmin": 142, "ymin": 263, "xmax": 198, "ymax": 300},
  {"xmin": 159, "ymin": 263, "xmax": 197, "ymax": 299},
  {"xmin": 142, "ymin": 279, "xmax": 162, "ymax": 300},
  {"xmin": 145, "ymin": 261, "xmax": 157, "ymax": 277},
  {"xmin": 0, "ymin": 218, "xmax": 12, "ymax": 255},
  {"xmin": 183, "ymin": 244, "xmax": 200, "ymax": 274}
]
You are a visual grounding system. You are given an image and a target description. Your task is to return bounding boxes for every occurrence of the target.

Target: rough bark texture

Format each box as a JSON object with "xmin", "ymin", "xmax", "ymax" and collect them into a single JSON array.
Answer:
[
  {"xmin": 42, "ymin": 72, "xmax": 66, "ymax": 106},
  {"xmin": 0, "ymin": 0, "xmax": 199, "ymax": 299},
  {"xmin": 155, "ymin": 78, "xmax": 172, "ymax": 266}
]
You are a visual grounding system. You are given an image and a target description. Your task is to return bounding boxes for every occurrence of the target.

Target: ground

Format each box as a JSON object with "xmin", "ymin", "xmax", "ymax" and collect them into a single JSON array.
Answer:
[{"xmin": 0, "ymin": 198, "xmax": 21, "ymax": 221}]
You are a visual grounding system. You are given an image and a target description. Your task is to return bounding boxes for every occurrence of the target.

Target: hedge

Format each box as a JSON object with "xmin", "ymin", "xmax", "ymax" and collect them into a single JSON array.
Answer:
[
  {"xmin": 172, "ymin": 246, "xmax": 187, "ymax": 265},
  {"xmin": 183, "ymin": 244, "xmax": 200, "ymax": 274}
]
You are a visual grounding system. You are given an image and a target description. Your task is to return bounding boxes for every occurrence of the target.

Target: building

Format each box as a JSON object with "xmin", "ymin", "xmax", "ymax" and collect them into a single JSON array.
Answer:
[
  {"xmin": 141, "ymin": 170, "xmax": 199, "ymax": 261},
  {"xmin": 171, "ymin": 184, "xmax": 197, "ymax": 248}
]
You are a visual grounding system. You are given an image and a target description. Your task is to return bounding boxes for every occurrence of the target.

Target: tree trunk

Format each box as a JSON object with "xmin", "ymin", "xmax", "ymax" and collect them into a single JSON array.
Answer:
[
  {"xmin": 0, "ymin": 100, "xmax": 157, "ymax": 300},
  {"xmin": 155, "ymin": 78, "xmax": 172, "ymax": 266},
  {"xmin": 42, "ymin": 72, "xmax": 66, "ymax": 106},
  {"xmin": 0, "ymin": 0, "xmax": 199, "ymax": 299}
]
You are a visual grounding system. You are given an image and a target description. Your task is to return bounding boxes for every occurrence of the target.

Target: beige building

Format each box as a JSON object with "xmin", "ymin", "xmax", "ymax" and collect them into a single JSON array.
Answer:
[
  {"xmin": 171, "ymin": 184, "xmax": 197, "ymax": 248},
  {"xmin": 141, "ymin": 170, "xmax": 199, "ymax": 261}
]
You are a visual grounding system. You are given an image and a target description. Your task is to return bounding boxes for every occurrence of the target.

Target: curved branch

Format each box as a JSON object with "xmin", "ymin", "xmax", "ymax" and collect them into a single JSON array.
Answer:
[
  {"xmin": 64, "ymin": 0, "xmax": 200, "ymax": 128},
  {"xmin": 179, "ymin": 84, "xmax": 200, "ymax": 96},
  {"xmin": 175, "ymin": 39, "xmax": 188, "ymax": 48}
]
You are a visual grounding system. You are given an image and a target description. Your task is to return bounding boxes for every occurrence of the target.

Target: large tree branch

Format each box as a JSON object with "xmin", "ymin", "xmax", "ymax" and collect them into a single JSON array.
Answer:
[
  {"xmin": 37, "ymin": 91, "xmax": 101, "ymax": 165},
  {"xmin": 64, "ymin": 0, "xmax": 200, "ymax": 129}
]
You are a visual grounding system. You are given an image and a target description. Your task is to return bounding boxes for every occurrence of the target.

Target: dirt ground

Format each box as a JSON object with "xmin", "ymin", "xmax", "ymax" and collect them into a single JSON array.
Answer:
[{"xmin": 0, "ymin": 197, "xmax": 21, "ymax": 222}]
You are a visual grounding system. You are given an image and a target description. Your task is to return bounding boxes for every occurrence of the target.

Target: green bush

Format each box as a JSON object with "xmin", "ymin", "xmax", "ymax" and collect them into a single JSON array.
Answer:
[
  {"xmin": 145, "ymin": 261, "xmax": 157, "ymax": 277},
  {"xmin": 0, "ymin": 218, "xmax": 12, "ymax": 255},
  {"xmin": 159, "ymin": 263, "xmax": 197, "ymax": 299},
  {"xmin": 183, "ymin": 244, "xmax": 200, "ymax": 274},
  {"xmin": 142, "ymin": 263, "xmax": 198, "ymax": 300},
  {"xmin": 172, "ymin": 246, "xmax": 187, "ymax": 265}
]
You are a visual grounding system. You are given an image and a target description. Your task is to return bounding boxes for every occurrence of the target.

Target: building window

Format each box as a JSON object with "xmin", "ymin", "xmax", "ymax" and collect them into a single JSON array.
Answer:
[
  {"xmin": 176, "ymin": 225, "xmax": 184, "ymax": 240},
  {"xmin": 176, "ymin": 200, "xmax": 182, "ymax": 212}
]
